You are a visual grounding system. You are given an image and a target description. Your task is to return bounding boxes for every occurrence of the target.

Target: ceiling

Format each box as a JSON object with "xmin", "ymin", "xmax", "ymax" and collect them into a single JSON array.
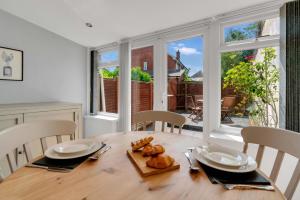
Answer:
[{"xmin": 0, "ymin": 0, "xmax": 272, "ymax": 47}]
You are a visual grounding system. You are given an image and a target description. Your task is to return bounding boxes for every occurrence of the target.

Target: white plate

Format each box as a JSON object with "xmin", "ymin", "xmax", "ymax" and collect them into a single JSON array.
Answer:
[
  {"xmin": 192, "ymin": 146, "xmax": 257, "ymax": 173},
  {"xmin": 54, "ymin": 143, "xmax": 90, "ymax": 154},
  {"xmin": 200, "ymin": 144, "xmax": 248, "ymax": 167},
  {"xmin": 45, "ymin": 139, "xmax": 101, "ymax": 159}
]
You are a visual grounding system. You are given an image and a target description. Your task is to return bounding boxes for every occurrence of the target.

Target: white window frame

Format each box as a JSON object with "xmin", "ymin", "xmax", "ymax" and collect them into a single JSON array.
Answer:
[
  {"xmin": 98, "ymin": 47, "xmax": 120, "ymax": 69},
  {"xmin": 216, "ymin": 11, "xmax": 280, "ymax": 134},
  {"xmin": 220, "ymin": 12, "xmax": 280, "ymax": 52},
  {"xmin": 97, "ymin": 47, "xmax": 120, "ymax": 116}
]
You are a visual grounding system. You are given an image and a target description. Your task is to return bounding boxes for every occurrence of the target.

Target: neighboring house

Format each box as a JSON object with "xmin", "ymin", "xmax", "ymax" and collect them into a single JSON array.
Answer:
[
  {"xmin": 131, "ymin": 46, "xmax": 187, "ymax": 77},
  {"xmin": 191, "ymin": 70, "xmax": 203, "ymax": 82},
  {"xmin": 132, "ymin": 46, "xmax": 189, "ymax": 112}
]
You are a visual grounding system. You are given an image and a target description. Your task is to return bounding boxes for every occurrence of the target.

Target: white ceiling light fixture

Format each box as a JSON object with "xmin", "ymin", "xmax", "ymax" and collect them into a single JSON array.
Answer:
[{"xmin": 85, "ymin": 22, "xmax": 93, "ymax": 28}]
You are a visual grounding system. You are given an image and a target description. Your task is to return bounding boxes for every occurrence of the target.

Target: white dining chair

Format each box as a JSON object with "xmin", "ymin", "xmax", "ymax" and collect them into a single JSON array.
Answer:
[
  {"xmin": 242, "ymin": 126, "xmax": 300, "ymax": 200},
  {"xmin": 0, "ymin": 120, "xmax": 76, "ymax": 182},
  {"xmin": 132, "ymin": 110, "xmax": 186, "ymax": 134}
]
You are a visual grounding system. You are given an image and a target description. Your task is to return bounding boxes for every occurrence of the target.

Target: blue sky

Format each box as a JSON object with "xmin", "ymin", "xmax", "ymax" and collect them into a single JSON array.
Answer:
[
  {"xmin": 167, "ymin": 36, "xmax": 203, "ymax": 77},
  {"xmin": 100, "ymin": 50, "xmax": 118, "ymax": 63}
]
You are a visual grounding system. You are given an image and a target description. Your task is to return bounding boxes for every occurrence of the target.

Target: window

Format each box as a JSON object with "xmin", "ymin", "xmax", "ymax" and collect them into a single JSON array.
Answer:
[
  {"xmin": 143, "ymin": 61, "xmax": 148, "ymax": 71},
  {"xmin": 98, "ymin": 50, "xmax": 119, "ymax": 114},
  {"xmin": 99, "ymin": 50, "xmax": 119, "ymax": 67},
  {"xmin": 220, "ymin": 16, "xmax": 280, "ymax": 129},
  {"xmin": 223, "ymin": 17, "xmax": 279, "ymax": 44}
]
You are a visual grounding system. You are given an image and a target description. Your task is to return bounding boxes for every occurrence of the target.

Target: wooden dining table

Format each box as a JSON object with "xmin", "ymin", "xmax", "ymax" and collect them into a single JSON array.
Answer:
[{"xmin": 0, "ymin": 131, "xmax": 285, "ymax": 200}]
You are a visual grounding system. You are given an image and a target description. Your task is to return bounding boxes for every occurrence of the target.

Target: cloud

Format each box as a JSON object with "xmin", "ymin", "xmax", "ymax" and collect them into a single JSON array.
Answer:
[{"xmin": 173, "ymin": 46, "xmax": 201, "ymax": 55}]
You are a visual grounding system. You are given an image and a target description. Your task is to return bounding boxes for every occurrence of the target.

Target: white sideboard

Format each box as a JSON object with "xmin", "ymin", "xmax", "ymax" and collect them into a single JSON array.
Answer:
[{"xmin": 0, "ymin": 102, "xmax": 82, "ymax": 178}]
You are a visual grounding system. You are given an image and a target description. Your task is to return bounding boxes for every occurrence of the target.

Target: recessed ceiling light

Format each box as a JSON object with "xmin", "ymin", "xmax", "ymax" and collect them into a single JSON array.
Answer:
[{"xmin": 85, "ymin": 23, "xmax": 93, "ymax": 28}]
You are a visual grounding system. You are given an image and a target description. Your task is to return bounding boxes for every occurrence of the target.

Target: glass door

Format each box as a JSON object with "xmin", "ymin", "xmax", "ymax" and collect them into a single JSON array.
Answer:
[
  {"xmin": 130, "ymin": 45, "xmax": 154, "ymax": 130},
  {"xmin": 165, "ymin": 36, "xmax": 204, "ymax": 133}
]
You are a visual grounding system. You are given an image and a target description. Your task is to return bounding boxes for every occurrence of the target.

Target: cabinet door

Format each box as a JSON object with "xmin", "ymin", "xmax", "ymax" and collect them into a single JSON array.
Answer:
[
  {"xmin": 0, "ymin": 114, "xmax": 23, "ymax": 178},
  {"xmin": 0, "ymin": 114, "xmax": 23, "ymax": 131}
]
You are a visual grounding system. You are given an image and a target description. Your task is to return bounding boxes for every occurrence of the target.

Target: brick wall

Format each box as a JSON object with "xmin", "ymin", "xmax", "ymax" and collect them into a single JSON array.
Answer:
[
  {"xmin": 131, "ymin": 46, "xmax": 177, "ymax": 74},
  {"xmin": 131, "ymin": 46, "xmax": 154, "ymax": 73},
  {"xmin": 167, "ymin": 55, "xmax": 177, "ymax": 71}
]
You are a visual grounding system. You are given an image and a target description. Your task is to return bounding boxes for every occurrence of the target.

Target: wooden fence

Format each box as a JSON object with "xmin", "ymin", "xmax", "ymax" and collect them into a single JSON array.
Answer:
[
  {"xmin": 103, "ymin": 78, "xmax": 153, "ymax": 115},
  {"xmin": 103, "ymin": 78, "xmax": 237, "ymax": 113}
]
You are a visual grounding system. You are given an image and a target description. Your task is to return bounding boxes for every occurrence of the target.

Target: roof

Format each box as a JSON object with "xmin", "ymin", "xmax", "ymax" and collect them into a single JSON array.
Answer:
[{"xmin": 168, "ymin": 69, "xmax": 185, "ymax": 77}]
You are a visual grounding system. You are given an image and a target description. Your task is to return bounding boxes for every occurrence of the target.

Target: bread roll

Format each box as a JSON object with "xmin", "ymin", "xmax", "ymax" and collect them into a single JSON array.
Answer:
[
  {"xmin": 142, "ymin": 144, "xmax": 165, "ymax": 156},
  {"xmin": 131, "ymin": 136, "xmax": 153, "ymax": 151},
  {"xmin": 146, "ymin": 154, "xmax": 174, "ymax": 169}
]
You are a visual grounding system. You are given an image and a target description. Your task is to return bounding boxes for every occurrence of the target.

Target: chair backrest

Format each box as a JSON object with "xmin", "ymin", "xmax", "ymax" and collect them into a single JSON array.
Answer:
[
  {"xmin": 0, "ymin": 120, "xmax": 76, "ymax": 181},
  {"xmin": 194, "ymin": 95, "xmax": 203, "ymax": 106},
  {"xmin": 187, "ymin": 96, "xmax": 196, "ymax": 109},
  {"xmin": 242, "ymin": 126, "xmax": 300, "ymax": 200},
  {"xmin": 132, "ymin": 110, "xmax": 186, "ymax": 134},
  {"xmin": 194, "ymin": 95, "xmax": 203, "ymax": 101},
  {"xmin": 222, "ymin": 96, "xmax": 236, "ymax": 108}
]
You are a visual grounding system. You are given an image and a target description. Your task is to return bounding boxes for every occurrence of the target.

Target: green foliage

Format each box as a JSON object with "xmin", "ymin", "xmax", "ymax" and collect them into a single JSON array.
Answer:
[
  {"xmin": 221, "ymin": 50, "xmax": 256, "ymax": 79},
  {"xmin": 100, "ymin": 67, "xmax": 119, "ymax": 79},
  {"xmin": 225, "ymin": 29, "xmax": 247, "ymax": 42},
  {"xmin": 99, "ymin": 67, "xmax": 152, "ymax": 83},
  {"xmin": 131, "ymin": 67, "xmax": 152, "ymax": 82},
  {"xmin": 223, "ymin": 48, "xmax": 279, "ymax": 127},
  {"xmin": 183, "ymin": 68, "xmax": 192, "ymax": 81},
  {"xmin": 225, "ymin": 21, "xmax": 264, "ymax": 43},
  {"xmin": 221, "ymin": 51, "xmax": 244, "ymax": 79}
]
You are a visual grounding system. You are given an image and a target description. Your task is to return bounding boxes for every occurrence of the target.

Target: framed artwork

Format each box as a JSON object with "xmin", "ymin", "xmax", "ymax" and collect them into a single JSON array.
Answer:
[{"xmin": 0, "ymin": 46, "xmax": 23, "ymax": 81}]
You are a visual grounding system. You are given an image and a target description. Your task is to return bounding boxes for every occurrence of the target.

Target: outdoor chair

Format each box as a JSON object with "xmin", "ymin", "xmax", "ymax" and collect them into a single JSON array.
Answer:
[
  {"xmin": 187, "ymin": 96, "xmax": 203, "ymax": 121},
  {"xmin": 194, "ymin": 95, "xmax": 203, "ymax": 107},
  {"xmin": 221, "ymin": 96, "xmax": 236, "ymax": 123}
]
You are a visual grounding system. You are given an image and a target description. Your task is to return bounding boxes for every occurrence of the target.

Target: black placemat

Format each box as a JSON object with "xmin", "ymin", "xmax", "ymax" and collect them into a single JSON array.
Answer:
[
  {"xmin": 33, "ymin": 155, "xmax": 89, "ymax": 170},
  {"xmin": 200, "ymin": 163, "xmax": 271, "ymax": 185}
]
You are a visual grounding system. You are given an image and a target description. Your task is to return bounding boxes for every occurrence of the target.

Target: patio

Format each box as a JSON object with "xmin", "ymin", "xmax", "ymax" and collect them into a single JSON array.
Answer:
[{"xmin": 178, "ymin": 111, "xmax": 249, "ymax": 132}]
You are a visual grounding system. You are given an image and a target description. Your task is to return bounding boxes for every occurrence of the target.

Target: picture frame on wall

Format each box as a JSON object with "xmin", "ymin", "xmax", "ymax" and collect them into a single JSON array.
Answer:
[{"xmin": 0, "ymin": 46, "xmax": 23, "ymax": 81}]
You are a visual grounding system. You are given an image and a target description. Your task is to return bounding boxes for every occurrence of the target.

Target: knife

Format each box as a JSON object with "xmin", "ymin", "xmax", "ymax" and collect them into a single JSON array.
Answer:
[
  {"xmin": 88, "ymin": 142, "xmax": 107, "ymax": 159},
  {"xmin": 26, "ymin": 163, "xmax": 71, "ymax": 172},
  {"xmin": 213, "ymin": 178, "xmax": 274, "ymax": 191}
]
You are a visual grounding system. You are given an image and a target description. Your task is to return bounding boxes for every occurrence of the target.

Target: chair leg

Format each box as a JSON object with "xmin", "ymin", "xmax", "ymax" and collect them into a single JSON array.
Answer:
[
  {"xmin": 222, "ymin": 112, "xmax": 233, "ymax": 123},
  {"xmin": 188, "ymin": 110, "xmax": 196, "ymax": 119}
]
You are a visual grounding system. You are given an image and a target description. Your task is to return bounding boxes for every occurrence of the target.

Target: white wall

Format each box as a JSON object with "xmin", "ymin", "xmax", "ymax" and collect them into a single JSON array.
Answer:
[{"xmin": 0, "ymin": 10, "xmax": 87, "ymax": 113}]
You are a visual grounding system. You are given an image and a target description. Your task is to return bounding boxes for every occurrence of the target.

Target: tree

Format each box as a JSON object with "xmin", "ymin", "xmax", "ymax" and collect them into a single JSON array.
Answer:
[{"xmin": 223, "ymin": 48, "xmax": 279, "ymax": 127}]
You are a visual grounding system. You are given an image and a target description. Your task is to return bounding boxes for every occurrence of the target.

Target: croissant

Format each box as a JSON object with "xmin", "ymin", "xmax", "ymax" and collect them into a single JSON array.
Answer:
[
  {"xmin": 131, "ymin": 136, "xmax": 154, "ymax": 151},
  {"xmin": 146, "ymin": 154, "xmax": 174, "ymax": 169},
  {"xmin": 142, "ymin": 144, "xmax": 165, "ymax": 156},
  {"xmin": 142, "ymin": 144, "xmax": 153, "ymax": 156}
]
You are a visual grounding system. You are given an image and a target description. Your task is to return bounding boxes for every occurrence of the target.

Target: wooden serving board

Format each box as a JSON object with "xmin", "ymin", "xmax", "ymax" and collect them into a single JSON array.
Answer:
[{"xmin": 127, "ymin": 150, "xmax": 180, "ymax": 177}]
